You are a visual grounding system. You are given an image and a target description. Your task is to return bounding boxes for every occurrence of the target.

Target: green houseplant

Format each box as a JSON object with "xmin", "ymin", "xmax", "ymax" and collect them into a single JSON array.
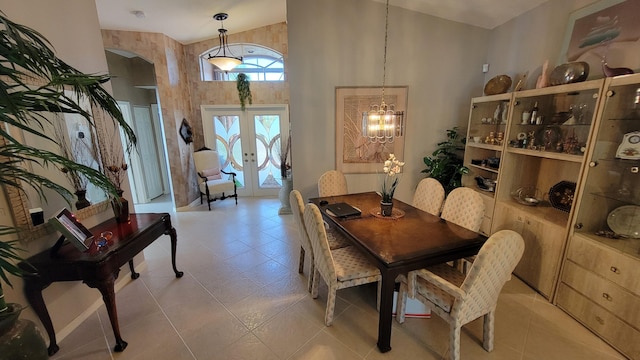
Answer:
[
  {"xmin": 0, "ymin": 12, "xmax": 136, "ymax": 354},
  {"xmin": 421, "ymin": 127, "xmax": 469, "ymax": 194},
  {"xmin": 236, "ymin": 73, "xmax": 252, "ymax": 110}
]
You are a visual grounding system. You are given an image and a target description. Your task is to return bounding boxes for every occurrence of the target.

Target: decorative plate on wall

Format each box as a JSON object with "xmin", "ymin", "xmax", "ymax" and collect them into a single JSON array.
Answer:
[{"xmin": 549, "ymin": 181, "xmax": 576, "ymax": 212}]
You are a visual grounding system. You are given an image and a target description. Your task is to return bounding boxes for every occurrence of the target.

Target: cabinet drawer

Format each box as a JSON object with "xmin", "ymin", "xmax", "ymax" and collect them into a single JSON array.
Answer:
[
  {"xmin": 567, "ymin": 235, "xmax": 640, "ymax": 295},
  {"xmin": 562, "ymin": 260, "xmax": 640, "ymax": 329},
  {"xmin": 557, "ymin": 283, "xmax": 640, "ymax": 359}
]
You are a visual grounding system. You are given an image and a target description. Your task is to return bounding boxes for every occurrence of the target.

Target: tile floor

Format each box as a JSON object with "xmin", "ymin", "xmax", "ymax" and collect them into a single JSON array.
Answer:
[{"xmin": 49, "ymin": 196, "xmax": 625, "ymax": 360}]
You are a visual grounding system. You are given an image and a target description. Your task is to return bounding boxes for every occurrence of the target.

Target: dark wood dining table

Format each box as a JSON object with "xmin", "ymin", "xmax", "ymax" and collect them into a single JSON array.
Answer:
[{"xmin": 309, "ymin": 192, "xmax": 486, "ymax": 353}]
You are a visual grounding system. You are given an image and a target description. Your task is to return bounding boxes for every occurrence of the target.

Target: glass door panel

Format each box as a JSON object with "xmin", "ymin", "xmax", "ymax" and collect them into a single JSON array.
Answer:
[{"xmin": 201, "ymin": 105, "xmax": 289, "ymax": 197}]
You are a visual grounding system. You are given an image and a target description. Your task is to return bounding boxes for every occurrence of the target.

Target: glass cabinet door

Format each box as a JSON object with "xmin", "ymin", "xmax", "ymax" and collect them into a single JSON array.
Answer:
[
  {"xmin": 573, "ymin": 74, "xmax": 640, "ymax": 257},
  {"xmin": 495, "ymin": 80, "xmax": 603, "ymax": 227},
  {"xmin": 462, "ymin": 93, "xmax": 510, "ymax": 198}
]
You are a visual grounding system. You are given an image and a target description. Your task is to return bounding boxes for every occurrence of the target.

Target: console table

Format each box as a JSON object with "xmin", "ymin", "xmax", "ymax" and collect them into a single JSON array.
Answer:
[{"xmin": 20, "ymin": 213, "xmax": 183, "ymax": 356}]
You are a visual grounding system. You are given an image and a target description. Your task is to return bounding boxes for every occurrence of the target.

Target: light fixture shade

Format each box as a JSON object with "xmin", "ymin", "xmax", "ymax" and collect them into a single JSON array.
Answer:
[
  {"xmin": 361, "ymin": 0, "xmax": 404, "ymax": 144},
  {"xmin": 207, "ymin": 13, "xmax": 242, "ymax": 72},
  {"xmin": 362, "ymin": 102, "xmax": 404, "ymax": 143},
  {"xmin": 207, "ymin": 56, "xmax": 242, "ymax": 71}
]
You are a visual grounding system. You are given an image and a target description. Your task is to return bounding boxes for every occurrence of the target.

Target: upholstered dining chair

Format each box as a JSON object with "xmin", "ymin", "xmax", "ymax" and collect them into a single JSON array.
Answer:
[
  {"xmin": 412, "ymin": 178, "xmax": 446, "ymax": 216},
  {"xmin": 440, "ymin": 186, "xmax": 485, "ymax": 232},
  {"xmin": 193, "ymin": 147, "xmax": 238, "ymax": 210},
  {"xmin": 440, "ymin": 186, "xmax": 486, "ymax": 271},
  {"xmin": 303, "ymin": 203, "xmax": 381, "ymax": 326},
  {"xmin": 289, "ymin": 190, "xmax": 350, "ymax": 292},
  {"xmin": 317, "ymin": 170, "xmax": 348, "ymax": 197},
  {"xmin": 396, "ymin": 230, "xmax": 525, "ymax": 360}
]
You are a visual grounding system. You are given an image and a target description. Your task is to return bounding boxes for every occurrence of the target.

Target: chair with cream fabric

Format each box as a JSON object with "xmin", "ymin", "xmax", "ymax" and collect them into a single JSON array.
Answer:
[
  {"xmin": 290, "ymin": 190, "xmax": 350, "ymax": 292},
  {"xmin": 193, "ymin": 148, "xmax": 238, "ymax": 210},
  {"xmin": 412, "ymin": 178, "xmax": 446, "ymax": 216},
  {"xmin": 440, "ymin": 186, "xmax": 485, "ymax": 271},
  {"xmin": 303, "ymin": 203, "xmax": 381, "ymax": 326},
  {"xmin": 317, "ymin": 170, "xmax": 348, "ymax": 197},
  {"xmin": 440, "ymin": 186, "xmax": 485, "ymax": 232},
  {"xmin": 395, "ymin": 230, "xmax": 525, "ymax": 360}
]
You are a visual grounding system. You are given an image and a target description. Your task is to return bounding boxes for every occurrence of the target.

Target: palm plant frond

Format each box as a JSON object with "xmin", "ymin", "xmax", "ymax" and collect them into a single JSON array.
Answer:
[{"xmin": 0, "ymin": 12, "xmax": 138, "ymax": 302}]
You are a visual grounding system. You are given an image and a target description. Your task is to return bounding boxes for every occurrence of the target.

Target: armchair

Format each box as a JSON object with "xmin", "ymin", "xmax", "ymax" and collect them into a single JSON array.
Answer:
[
  {"xmin": 395, "ymin": 230, "xmax": 524, "ymax": 360},
  {"xmin": 193, "ymin": 148, "xmax": 238, "ymax": 210}
]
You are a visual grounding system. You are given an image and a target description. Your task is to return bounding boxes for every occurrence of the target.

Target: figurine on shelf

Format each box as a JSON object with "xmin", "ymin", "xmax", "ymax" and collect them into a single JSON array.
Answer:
[
  {"xmin": 563, "ymin": 130, "xmax": 580, "ymax": 154},
  {"xmin": 501, "ymin": 102, "xmax": 509, "ymax": 124},
  {"xmin": 494, "ymin": 105, "xmax": 501, "ymax": 123},
  {"xmin": 527, "ymin": 131, "xmax": 536, "ymax": 150}
]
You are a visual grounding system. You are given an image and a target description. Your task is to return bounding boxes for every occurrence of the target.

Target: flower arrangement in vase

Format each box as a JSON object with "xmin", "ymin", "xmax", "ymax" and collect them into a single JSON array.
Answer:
[
  {"xmin": 380, "ymin": 154, "xmax": 404, "ymax": 216},
  {"xmin": 94, "ymin": 109, "xmax": 133, "ymax": 222}
]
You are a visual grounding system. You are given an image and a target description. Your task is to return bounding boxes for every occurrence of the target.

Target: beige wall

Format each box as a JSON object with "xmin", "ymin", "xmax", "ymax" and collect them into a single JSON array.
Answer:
[
  {"xmin": 106, "ymin": 52, "xmax": 157, "ymax": 106},
  {"xmin": 287, "ymin": 0, "xmax": 491, "ymax": 202},
  {"xmin": 484, "ymin": 0, "xmax": 595, "ymax": 88},
  {"xmin": 101, "ymin": 30, "xmax": 198, "ymax": 207}
]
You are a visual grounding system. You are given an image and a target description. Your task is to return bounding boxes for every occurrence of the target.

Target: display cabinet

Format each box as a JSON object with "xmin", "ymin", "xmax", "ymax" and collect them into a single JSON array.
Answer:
[
  {"xmin": 462, "ymin": 93, "xmax": 510, "ymax": 235},
  {"xmin": 491, "ymin": 79, "xmax": 604, "ymax": 299},
  {"xmin": 557, "ymin": 73, "xmax": 640, "ymax": 359}
]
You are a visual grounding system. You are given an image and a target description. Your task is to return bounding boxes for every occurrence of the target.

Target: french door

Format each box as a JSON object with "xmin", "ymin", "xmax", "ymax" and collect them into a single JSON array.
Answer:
[{"xmin": 201, "ymin": 105, "xmax": 289, "ymax": 197}]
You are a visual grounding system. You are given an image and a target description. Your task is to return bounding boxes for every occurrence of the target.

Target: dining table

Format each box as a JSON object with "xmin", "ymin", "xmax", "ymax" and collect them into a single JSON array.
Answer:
[{"xmin": 309, "ymin": 191, "xmax": 486, "ymax": 353}]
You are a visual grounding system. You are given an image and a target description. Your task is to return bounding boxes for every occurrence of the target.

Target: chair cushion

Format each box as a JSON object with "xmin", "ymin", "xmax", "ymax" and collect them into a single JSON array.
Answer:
[
  {"xmin": 414, "ymin": 263, "xmax": 465, "ymax": 313},
  {"xmin": 199, "ymin": 178, "xmax": 234, "ymax": 194},
  {"xmin": 201, "ymin": 167, "xmax": 222, "ymax": 180},
  {"xmin": 332, "ymin": 246, "xmax": 380, "ymax": 281}
]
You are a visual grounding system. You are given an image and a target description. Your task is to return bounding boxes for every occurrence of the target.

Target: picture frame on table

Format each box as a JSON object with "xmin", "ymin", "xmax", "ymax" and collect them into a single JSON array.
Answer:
[
  {"xmin": 335, "ymin": 86, "xmax": 407, "ymax": 174},
  {"xmin": 48, "ymin": 208, "xmax": 94, "ymax": 251},
  {"xmin": 557, "ymin": 0, "xmax": 640, "ymax": 78}
]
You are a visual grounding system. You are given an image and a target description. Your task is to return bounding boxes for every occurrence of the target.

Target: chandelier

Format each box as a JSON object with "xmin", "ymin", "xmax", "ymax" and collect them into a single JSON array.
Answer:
[
  {"xmin": 361, "ymin": 0, "xmax": 404, "ymax": 143},
  {"xmin": 207, "ymin": 13, "xmax": 242, "ymax": 72}
]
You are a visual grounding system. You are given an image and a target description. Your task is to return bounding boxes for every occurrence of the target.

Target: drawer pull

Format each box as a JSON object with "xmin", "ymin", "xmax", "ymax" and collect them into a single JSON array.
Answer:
[
  {"xmin": 610, "ymin": 266, "xmax": 621, "ymax": 274},
  {"xmin": 595, "ymin": 316, "xmax": 604, "ymax": 325},
  {"xmin": 602, "ymin": 293, "xmax": 612, "ymax": 301}
]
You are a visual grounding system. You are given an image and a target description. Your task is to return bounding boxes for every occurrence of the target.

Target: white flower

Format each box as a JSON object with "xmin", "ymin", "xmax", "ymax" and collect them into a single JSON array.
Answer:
[{"xmin": 380, "ymin": 154, "xmax": 404, "ymax": 203}]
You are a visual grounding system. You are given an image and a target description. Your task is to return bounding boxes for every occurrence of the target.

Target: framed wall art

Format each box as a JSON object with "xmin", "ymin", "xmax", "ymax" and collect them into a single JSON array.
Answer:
[
  {"xmin": 558, "ymin": 0, "xmax": 640, "ymax": 77},
  {"xmin": 335, "ymin": 86, "xmax": 407, "ymax": 174}
]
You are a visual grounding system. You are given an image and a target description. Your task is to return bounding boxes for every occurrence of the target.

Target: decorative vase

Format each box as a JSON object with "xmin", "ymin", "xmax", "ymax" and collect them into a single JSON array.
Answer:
[
  {"xmin": 111, "ymin": 190, "xmax": 130, "ymax": 223},
  {"xmin": 0, "ymin": 303, "xmax": 48, "ymax": 359},
  {"xmin": 380, "ymin": 201, "xmax": 393, "ymax": 217},
  {"xmin": 74, "ymin": 189, "xmax": 91, "ymax": 210},
  {"xmin": 278, "ymin": 177, "xmax": 293, "ymax": 215}
]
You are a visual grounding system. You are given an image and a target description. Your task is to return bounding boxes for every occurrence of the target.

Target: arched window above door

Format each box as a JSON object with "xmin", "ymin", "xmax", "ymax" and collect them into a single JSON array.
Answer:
[{"xmin": 200, "ymin": 43, "xmax": 284, "ymax": 81}]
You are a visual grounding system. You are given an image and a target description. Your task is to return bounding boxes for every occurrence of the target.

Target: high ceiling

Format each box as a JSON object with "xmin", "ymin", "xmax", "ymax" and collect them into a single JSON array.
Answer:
[{"xmin": 95, "ymin": 0, "xmax": 550, "ymax": 45}]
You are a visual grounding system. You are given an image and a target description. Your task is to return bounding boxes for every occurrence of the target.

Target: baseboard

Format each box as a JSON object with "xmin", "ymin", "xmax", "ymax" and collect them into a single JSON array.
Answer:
[{"xmin": 54, "ymin": 261, "xmax": 148, "ymax": 343}]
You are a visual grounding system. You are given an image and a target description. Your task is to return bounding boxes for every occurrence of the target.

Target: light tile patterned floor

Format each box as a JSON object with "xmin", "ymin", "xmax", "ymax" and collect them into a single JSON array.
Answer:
[{"xmin": 49, "ymin": 197, "xmax": 625, "ymax": 360}]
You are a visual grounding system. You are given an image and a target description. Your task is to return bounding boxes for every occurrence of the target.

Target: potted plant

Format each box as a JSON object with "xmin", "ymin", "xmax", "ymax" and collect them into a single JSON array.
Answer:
[
  {"xmin": 236, "ymin": 73, "xmax": 252, "ymax": 110},
  {"xmin": 277, "ymin": 133, "xmax": 292, "ymax": 215},
  {"xmin": 0, "ymin": 12, "xmax": 135, "ymax": 356},
  {"xmin": 421, "ymin": 127, "xmax": 469, "ymax": 194}
]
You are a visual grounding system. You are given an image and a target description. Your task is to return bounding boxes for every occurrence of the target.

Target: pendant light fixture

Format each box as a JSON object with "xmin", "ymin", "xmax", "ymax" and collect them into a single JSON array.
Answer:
[
  {"xmin": 207, "ymin": 13, "xmax": 242, "ymax": 72},
  {"xmin": 362, "ymin": 0, "xmax": 404, "ymax": 143}
]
